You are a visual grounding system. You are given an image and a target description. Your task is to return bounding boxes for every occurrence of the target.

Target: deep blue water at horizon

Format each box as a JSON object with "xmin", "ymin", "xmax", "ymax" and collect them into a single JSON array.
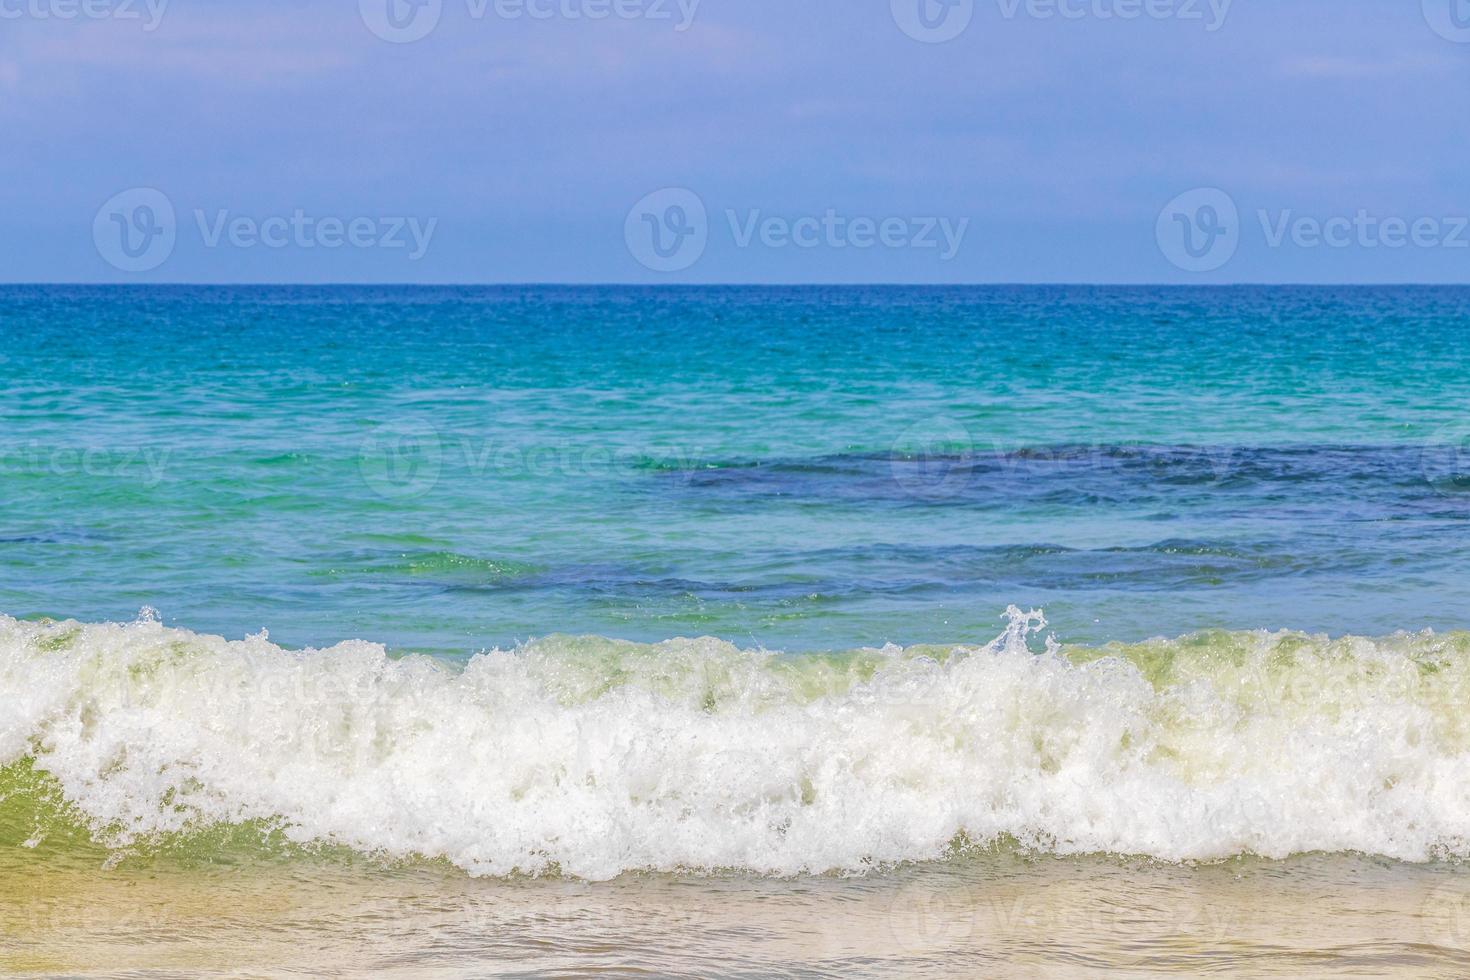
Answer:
[{"xmin": 4, "ymin": 283, "xmax": 1470, "ymax": 656}]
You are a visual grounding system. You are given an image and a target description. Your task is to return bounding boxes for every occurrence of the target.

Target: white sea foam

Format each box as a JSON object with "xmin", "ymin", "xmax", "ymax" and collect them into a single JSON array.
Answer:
[{"xmin": 5, "ymin": 609, "xmax": 1470, "ymax": 880}]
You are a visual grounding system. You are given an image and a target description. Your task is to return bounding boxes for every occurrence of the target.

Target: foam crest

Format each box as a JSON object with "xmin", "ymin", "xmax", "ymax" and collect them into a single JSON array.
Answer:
[{"xmin": 5, "ymin": 609, "xmax": 1470, "ymax": 879}]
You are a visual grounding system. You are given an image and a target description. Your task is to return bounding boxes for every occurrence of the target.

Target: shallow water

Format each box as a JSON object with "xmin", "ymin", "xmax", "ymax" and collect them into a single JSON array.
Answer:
[{"xmin": 5, "ymin": 849, "xmax": 1470, "ymax": 978}]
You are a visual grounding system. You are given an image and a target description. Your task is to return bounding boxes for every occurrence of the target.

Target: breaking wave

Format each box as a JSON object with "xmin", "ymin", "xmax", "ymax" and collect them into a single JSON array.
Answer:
[{"xmin": 5, "ymin": 609, "xmax": 1470, "ymax": 880}]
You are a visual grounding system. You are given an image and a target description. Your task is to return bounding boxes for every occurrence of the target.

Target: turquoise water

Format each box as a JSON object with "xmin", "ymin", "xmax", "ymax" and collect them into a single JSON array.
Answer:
[
  {"xmin": 4, "ymin": 284, "xmax": 1470, "ymax": 655},
  {"xmin": 12, "ymin": 284, "xmax": 1470, "ymax": 897}
]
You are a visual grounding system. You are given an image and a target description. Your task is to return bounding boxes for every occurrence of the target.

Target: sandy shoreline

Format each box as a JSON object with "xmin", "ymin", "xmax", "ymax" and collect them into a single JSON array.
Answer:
[{"xmin": 5, "ymin": 849, "xmax": 1470, "ymax": 978}]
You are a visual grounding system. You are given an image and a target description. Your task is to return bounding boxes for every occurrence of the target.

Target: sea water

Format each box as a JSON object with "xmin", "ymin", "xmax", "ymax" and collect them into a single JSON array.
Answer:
[{"xmin": 4, "ymin": 285, "xmax": 1470, "ymax": 976}]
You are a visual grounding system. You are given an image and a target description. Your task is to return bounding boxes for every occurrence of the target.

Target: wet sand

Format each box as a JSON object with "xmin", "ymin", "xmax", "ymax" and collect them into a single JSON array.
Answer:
[{"xmin": 4, "ymin": 849, "xmax": 1470, "ymax": 978}]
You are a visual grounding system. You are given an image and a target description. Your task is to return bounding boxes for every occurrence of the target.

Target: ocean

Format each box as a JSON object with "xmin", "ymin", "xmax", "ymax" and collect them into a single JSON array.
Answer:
[{"xmin": 5, "ymin": 284, "xmax": 1470, "ymax": 976}]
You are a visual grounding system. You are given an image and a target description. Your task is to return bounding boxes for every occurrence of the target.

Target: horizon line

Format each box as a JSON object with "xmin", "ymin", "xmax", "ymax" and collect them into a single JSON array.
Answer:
[{"xmin": 5, "ymin": 281, "xmax": 1470, "ymax": 289}]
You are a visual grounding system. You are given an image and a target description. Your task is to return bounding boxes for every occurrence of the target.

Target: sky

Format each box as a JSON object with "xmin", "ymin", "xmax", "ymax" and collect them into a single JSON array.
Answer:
[{"xmin": 2, "ymin": 0, "xmax": 1468, "ymax": 284}]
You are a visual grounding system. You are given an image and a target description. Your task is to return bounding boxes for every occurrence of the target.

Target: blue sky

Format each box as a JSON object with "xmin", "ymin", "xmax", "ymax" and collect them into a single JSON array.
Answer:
[{"xmin": 2, "ymin": 0, "xmax": 1468, "ymax": 283}]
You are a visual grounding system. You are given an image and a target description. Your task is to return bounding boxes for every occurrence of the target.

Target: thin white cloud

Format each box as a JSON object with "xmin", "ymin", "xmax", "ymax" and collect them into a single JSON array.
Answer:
[
  {"xmin": 1281, "ymin": 52, "xmax": 1458, "ymax": 79},
  {"xmin": 0, "ymin": 10, "xmax": 355, "ymax": 87}
]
